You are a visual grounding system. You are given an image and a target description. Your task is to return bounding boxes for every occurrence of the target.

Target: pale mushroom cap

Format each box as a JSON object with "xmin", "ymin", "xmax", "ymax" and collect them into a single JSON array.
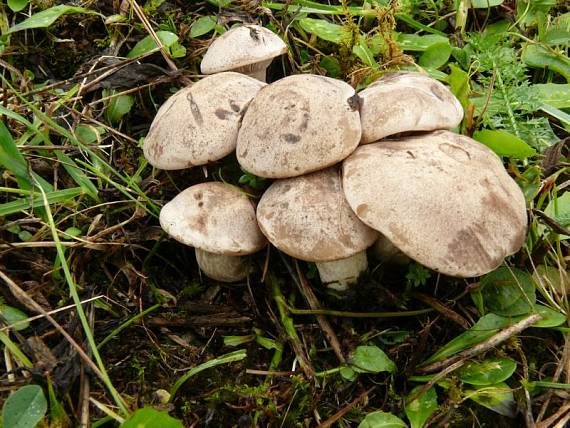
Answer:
[
  {"xmin": 256, "ymin": 168, "xmax": 378, "ymax": 262},
  {"xmin": 143, "ymin": 72, "xmax": 265, "ymax": 170},
  {"xmin": 342, "ymin": 130, "xmax": 528, "ymax": 277},
  {"xmin": 359, "ymin": 72, "xmax": 464, "ymax": 143},
  {"xmin": 237, "ymin": 74, "xmax": 362, "ymax": 178},
  {"xmin": 160, "ymin": 182, "xmax": 267, "ymax": 255},
  {"xmin": 200, "ymin": 25, "xmax": 287, "ymax": 75}
]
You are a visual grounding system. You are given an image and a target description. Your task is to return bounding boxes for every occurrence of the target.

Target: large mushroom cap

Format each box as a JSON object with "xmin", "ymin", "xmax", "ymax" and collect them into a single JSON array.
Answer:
[
  {"xmin": 200, "ymin": 25, "xmax": 287, "ymax": 78},
  {"xmin": 160, "ymin": 182, "xmax": 267, "ymax": 255},
  {"xmin": 257, "ymin": 168, "xmax": 378, "ymax": 262},
  {"xmin": 359, "ymin": 72, "xmax": 463, "ymax": 143},
  {"xmin": 237, "ymin": 74, "xmax": 362, "ymax": 178},
  {"xmin": 143, "ymin": 72, "xmax": 265, "ymax": 170},
  {"xmin": 342, "ymin": 130, "xmax": 527, "ymax": 277}
]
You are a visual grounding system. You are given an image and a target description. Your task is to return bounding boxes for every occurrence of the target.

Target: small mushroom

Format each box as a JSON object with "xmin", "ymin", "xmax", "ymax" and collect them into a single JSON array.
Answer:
[
  {"xmin": 256, "ymin": 168, "xmax": 378, "ymax": 290},
  {"xmin": 159, "ymin": 182, "xmax": 267, "ymax": 282},
  {"xmin": 200, "ymin": 24, "xmax": 288, "ymax": 82},
  {"xmin": 144, "ymin": 72, "xmax": 265, "ymax": 170},
  {"xmin": 342, "ymin": 130, "xmax": 527, "ymax": 277},
  {"xmin": 359, "ymin": 72, "xmax": 463, "ymax": 143},
  {"xmin": 237, "ymin": 74, "xmax": 362, "ymax": 178}
]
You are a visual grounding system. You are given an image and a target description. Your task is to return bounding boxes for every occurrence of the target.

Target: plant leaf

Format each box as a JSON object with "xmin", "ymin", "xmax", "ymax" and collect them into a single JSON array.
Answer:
[
  {"xmin": 127, "ymin": 31, "xmax": 184, "ymax": 58},
  {"xmin": 480, "ymin": 267, "xmax": 536, "ymax": 316},
  {"xmin": 55, "ymin": 151, "xmax": 98, "ymax": 200},
  {"xmin": 457, "ymin": 358, "xmax": 517, "ymax": 386},
  {"xmin": 465, "ymin": 382, "xmax": 516, "ymax": 417},
  {"xmin": 522, "ymin": 44, "xmax": 570, "ymax": 82},
  {"xmin": 8, "ymin": 5, "xmax": 100, "ymax": 33},
  {"xmin": 530, "ymin": 84, "xmax": 570, "ymax": 109},
  {"xmin": 472, "ymin": 129, "xmax": 536, "ymax": 159},
  {"xmin": 190, "ymin": 16, "xmax": 217, "ymax": 38},
  {"xmin": 297, "ymin": 18, "xmax": 349, "ymax": 44},
  {"xmin": 0, "ymin": 304, "xmax": 29, "ymax": 331},
  {"xmin": 121, "ymin": 408, "xmax": 183, "ymax": 428},
  {"xmin": 419, "ymin": 41, "xmax": 451, "ymax": 69},
  {"xmin": 2, "ymin": 385, "xmax": 47, "ymax": 428},
  {"xmin": 358, "ymin": 411, "xmax": 408, "ymax": 428},
  {"xmin": 405, "ymin": 386, "xmax": 438, "ymax": 428},
  {"xmin": 471, "ymin": 0, "xmax": 504, "ymax": 8},
  {"xmin": 7, "ymin": 0, "xmax": 28, "ymax": 13},
  {"xmin": 350, "ymin": 345, "xmax": 396, "ymax": 374},
  {"xmin": 105, "ymin": 94, "xmax": 134, "ymax": 125},
  {"xmin": 396, "ymin": 33, "xmax": 448, "ymax": 51},
  {"xmin": 0, "ymin": 187, "xmax": 83, "ymax": 217}
]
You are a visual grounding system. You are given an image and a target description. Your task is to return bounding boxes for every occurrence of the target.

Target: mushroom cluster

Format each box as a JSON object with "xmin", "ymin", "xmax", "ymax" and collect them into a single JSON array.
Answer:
[{"xmin": 145, "ymin": 24, "xmax": 528, "ymax": 289}]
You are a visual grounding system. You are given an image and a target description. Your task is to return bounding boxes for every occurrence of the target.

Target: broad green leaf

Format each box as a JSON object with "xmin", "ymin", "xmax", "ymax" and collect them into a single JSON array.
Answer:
[
  {"xmin": 0, "ymin": 187, "xmax": 83, "ymax": 217},
  {"xmin": 75, "ymin": 124, "xmax": 104, "ymax": 144},
  {"xmin": 340, "ymin": 365, "xmax": 358, "ymax": 381},
  {"xmin": 358, "ymin": 411, "xmax": 407, "ymax": 428},
  {"xmin": 532, "ymin": 305, "xmax": 566, "ymax": 328},
  {"xmin": 121, "ymin": 408, "xmax": 183, "ymax": 428},
  {"xmin": 522, "ymin": 44, "xmax": 570, "ymax": 82},
  {"xmin": 530, "ymin": 84, "xmax": 570, "ymax": 109},
  {"xmin": 419, "ymin": 41, "xmax": 451, "ymax": 69},
  {"xmin": 105, "ymin": 94, "xmax": 134, "ymax": 125},
  {"xmin": 396, "ymin": 33, "xmax": 448, "ymax": 51},
  {"xmin": 0, "ymin": 304, "xmax": 29, "ymax": 331},
  {"xmin": 7, "ymin": 5, "xmax": 100, "ymax": 33},
  {"xmin": 2, "ymin": 385, "xmax": 47, "ymax": 428},
  {"xmin": 472, "ymin": 129, "xmax": 536, "ymax": 159},
  {"xmin": 447, "ymin": 64, "xmax": 471, "ymax": 111},
  {"xmin": 457, "ymin": 358, "xmax": 517, "ymax": 386},
  {"xmin": 541, "ymin": 191, "xmax": 570, "ymax": 239},
  {"xmin": 533, "ymin": 265, "xmax": 569, "ymax": 295},
  {"xmin": 190, "ymin": 16, "xmax": 217, "ymax": 38},
  {"xmin": 539, "ymin": 103, "xmax": 570, "ymax": 127},
  {"xmin": 297, "ymin": 18, "xmax": 349, "ymax": 44},
  {"xmin": 207, "ymin": 0, "xmax": 232, "ymax": 6},
  {"xmin": 544, "ymin": 28, "xmax": 570, "ymax": 46},
  {"xmin": 465, "ymin": 382, "xmax": 515, "ymax": 417},
  {"xmin": 319, "ymin": 56, "xmax": 341, "ymax": 77},
  {"xmin": 351, "ymin": 346, "xmax": 396, "ymax": 374},
  {"xmin": 353, "ymin": 39, "xmax": 378, "ymax": 68},
  {"xmin": 405, "ymin": 386, "xmax": 438, "ymax": 428},
  {"xmin": 127, "ymin": 31, "xmax": 185, "ymax": 58},
  {"xmin": 471, "ymin": 0, "xmax": 504, "ymax": 8},
  {"xmin": 7, "ymin": 0, "xmax": 28, "ymax": 13},
  {"xmin": 480, "ymin": 267, "xmax": 536, "ymax": 316},
  {"xmin": 264, "ymin": 1, "xmax": 377, "ymax": 17},
  {"xmin": 55, "ymin": 151, "xmax": 98, "ymax": 200},
  {"xmin": 423, "ymin": 314, "xmax": 512, "ymax": 364}
]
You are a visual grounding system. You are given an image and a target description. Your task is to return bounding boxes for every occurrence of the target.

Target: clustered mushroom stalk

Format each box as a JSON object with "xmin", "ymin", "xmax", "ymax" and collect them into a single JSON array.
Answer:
[{"xmin": 144, "ymin": 23, "xmax": 528, "ymax": 288}]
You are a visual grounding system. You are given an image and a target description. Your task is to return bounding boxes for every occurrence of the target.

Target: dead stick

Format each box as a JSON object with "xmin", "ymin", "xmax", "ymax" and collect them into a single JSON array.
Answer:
[
  {"xmin": 416, "ymin": 313, "xmax": 542, "ymax": 374},
  {"xmin": 317, "ymin": 387, "xmax": 375, "ymax": 428},
  {"xmin": 407, "ymin": 360, "xmax": 465, "ymax": 405},
  {"xmin": 536, "ymin": 401, "xmax": 570, "ymax": 428}
]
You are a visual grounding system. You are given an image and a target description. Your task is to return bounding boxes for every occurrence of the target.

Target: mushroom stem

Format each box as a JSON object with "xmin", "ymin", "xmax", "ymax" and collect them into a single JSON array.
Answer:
[
  {"xmin": 371, "ymin": 235, "xmax": 410, "ymax": 265},
  {"xmin": 315, "ymin": 251, "xmax": 368, "ymax": 291},
  {"xmin": 195, "ymin": 248, "xmax": 248, "ymax": 283},
  {"xmin": 235, "ymin": 59, "xmax": 272, "ymax": 82}
]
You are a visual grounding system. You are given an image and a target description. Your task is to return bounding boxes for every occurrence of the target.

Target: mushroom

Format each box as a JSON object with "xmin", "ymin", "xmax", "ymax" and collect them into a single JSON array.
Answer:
[
  {"xmin": 143, "ymin": 72, "xmax": 265, "ymax": 170},
  {"xmin": 256, "ymin": 168, "xmax": 378, "ymax": 290},
  {"xmin": 159, "ymin": 182, "xmax": 267, "ymax": 282},
  {"xmin": 359, "ymin": 72, "xmax": 464, "ymax": 143},
  {"xmin": 237, "ymin": 74, "xmax": 362, "ymax": 178},
  {"xmin": 200, "ymin": 24, "xmax": 288, "ymax": 82},
  {"xmin": 342, "ymin": 130, "xmax": 527, "ymax": 277}
]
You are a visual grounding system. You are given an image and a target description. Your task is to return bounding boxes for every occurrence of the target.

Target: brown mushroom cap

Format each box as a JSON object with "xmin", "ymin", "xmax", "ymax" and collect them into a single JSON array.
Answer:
[
  {"xmin": 359, "ymin": 72, "xmax": 463, "ymax": 143},
  {"xmin": 143, "ymin": 72, "xmax": 265, "ymax": 170},
  {"xmin": 342, "ymin": 130, "xmax": 527, "ymax": 277},
  {"xmin": 256, "ymin": 168, "xmax": 378, "ymax": 262},
  {"xmin": 159, "ymin": 182, "xmax": 267, "ymax": 255},
  {"xmin": 200, "ymin": 25, "xmax": 287, "ymax": 77},
  {"xmin": 237, "ymin": 74, "xmax": 362, "ymax": 178}
]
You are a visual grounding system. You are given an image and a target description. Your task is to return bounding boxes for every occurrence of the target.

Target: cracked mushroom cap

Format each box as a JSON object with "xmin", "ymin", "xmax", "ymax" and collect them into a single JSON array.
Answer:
[
  {"xmin": 200, "ymin": 25, "xmax": 287, "ymax": 76},
  {"xmin": 159, "ymin": 182, "xmax": 267, "ymax": 255},
  {"xmin": 237, "ymin": 74, "xmax": 362, "ymax": 178},
  {"xmin": 342, "ymin": 130, "xmax": 527, "ymax": 277},
  {"xmin": 256, "ymin": 167, "xmax": 378, "ymax": 262},
  {"xmin": 143, "ymin": 72, "xmax": 265, "ymax": 170},
  {"xmin": 359, "ymin": 72, "xmax": 463, "ymax": 143}
]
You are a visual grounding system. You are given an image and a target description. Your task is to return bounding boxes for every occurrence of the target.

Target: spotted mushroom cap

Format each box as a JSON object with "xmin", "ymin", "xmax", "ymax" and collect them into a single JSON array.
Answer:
[
  {"xmin": 359, "ymin": 72, "xmax": 463, "ymax": 143},
  {"xmin": 143, "ymin": 72, "xmax": 265, "ymax": 170},
  {"xmin": 342, "ymin": 130, "xmax": 527, "ymax": 277},
  {"xmin": 237, "ymin": 74, "xmax": 362, "ymax": 178},
  {"xmin": 256, "ymin": 167, "xmax": 378, "ymax": 262},
  {"xmin": 159, "ymin": 182, "xmax": 267, "ymax": 255},
  {"xmin": 200, "ymin": 25, "xmax": 287, "ymax": 75}
]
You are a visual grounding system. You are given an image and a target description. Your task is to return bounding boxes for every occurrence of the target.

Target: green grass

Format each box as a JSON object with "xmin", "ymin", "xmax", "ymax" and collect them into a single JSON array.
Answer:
[{"xmin": 0, "ymin": 0, "xmax": 569, "ymax": 426}]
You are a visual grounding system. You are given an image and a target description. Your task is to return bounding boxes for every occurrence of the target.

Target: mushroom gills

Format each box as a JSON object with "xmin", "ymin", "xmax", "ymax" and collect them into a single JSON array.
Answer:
[
  {"xmin": 316, "ymin": 251, "xmax": 368, "ymax": 291},
  {"xmin": 195, "ymin": 248, "xmax": 248, "ymax": 283}
]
